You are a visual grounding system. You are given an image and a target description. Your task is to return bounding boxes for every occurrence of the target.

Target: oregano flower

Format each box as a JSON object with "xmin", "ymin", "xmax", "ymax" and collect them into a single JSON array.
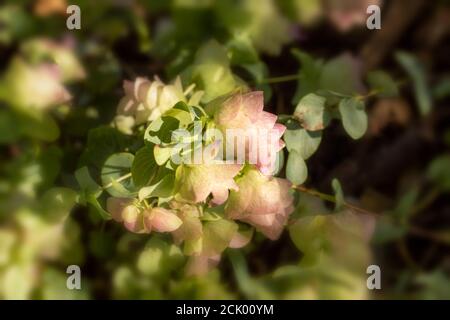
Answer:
[
  {"xmin": 115, "ymin": 76, "xmax": 203, "ymax": 132},
  {"xmin": 107, "ymin": 198, "xmax": 181, "ymax": 234},
  {"xmin": 174, "ymin": 145, "xmax": 242, "ymax": 205},
  {"xmin": 2, "ymin": 58, "xmax": 71, "ymax": 111},
  {"xmin": 207, "ymin": 91, "xmax": 286, "ymax": 175},
  {"xmin": 225, "ymin": 167, "xmax": 294, "ymax": 240}
]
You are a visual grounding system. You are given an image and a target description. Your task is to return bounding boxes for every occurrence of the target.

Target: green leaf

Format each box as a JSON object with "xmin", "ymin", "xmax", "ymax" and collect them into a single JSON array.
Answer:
[
  {"xmin": 195, "ymin": 39, "xmax": 230, "ymax": 65},
  {"xmin": 391, "ymin": 187, "xmax": 419, "ymax": 223},
  {"xmin": 101, "ymin": 153, "xmax": 135, "ymax": 197},
  {"xmin": 289, "ymin": 215, "xmax": 327, "ymax": 266},
  {"xmin": 331, "ymin": 179, "xmax": 344, "ymax": 211},
  {"xmin": 433, "ymin": 77, "xmax": 450, "ymax": 100},
  {"xmin": 284, "ymin": 125, "xmax": 322, "ymax": 159},
  {"xmin": 20, "ymin": 110, "xmax": 60, "ymax": 142},
  {"xmin": 286, "ymin": 150, "xmax": 308, "ymax": 185},
  {"xmin": 75, "ymin": 167, "xmax": 109, "ymax": 220},
  {"xmin": 202, "ymin": 219, "xmax": 238, "ymax": 256},
  {"xmin": 154, "ymin": 145, "xmax": 175, "ymax": 166},
  {"xmin": 338, "ymin": 98, "xmax": 368, "ymax": 139},
  {"xmin": 372, "ymin": 216, "xmax": 407, "ymax": 244},
  {"xmin": 0, "ymin": 109, "xmax": 20, "ymax": 144},
  {"xmin": 38, "ymin": 145, "xmax": 62, "ymax": 190},
  {"xmin": 86, "ymin": 193, "xmax": 110, "ymax": 220},
  {"xmin": 290, "ymin": 212, "xmax": 373, "ymax": 268},
  {"xmin": 215, "ymin": 0, "xmax": 290, "ymax": 56},
  {"xmin": 319, "ymin": 54, "xmax": 364, "ymax": 97},
  {"xmin": 367, "ymin": 70, "xmax": 399, "ymax": 97},
  {"xmin": 241, "ymin": 62, "xmax": 273, "ymax": 101},
  {"xmin": 294, "ymin": 93, "xmax": 329, "ymax": 131},
  {"xmin": 39, "ymin": 268, "xmax": 90, "ymax": 300},
  {"xmin": 75, "ymin": 167, "xmax": 101, "ymax": 194},
  {"xmin": 188, "ymin": 40, "xmax": 237, "ymax": 103},
  {"xmin": 79, "ymin": 126, "xmax": 131, "ymax": 170},
  {"xmin": 0, "ymin": 5, "xmax": 35, "ymax": 45},
  {"xmin": 427, "ymin": 155, "xmax": 450, "ymax": 192},
  {"xmin": 396, "ymin": 52, "xmax": 432, "ymax": 116},
  {"xmin": 40, "ymin": 187, "xmax": 78, "ymax": 222},
  {"xmin": 136, "ymin": 238, "xmax": 170, "ymax": 276},
  {"xmin": 291, "ymin": 49, "xmax": 323, "ymax": 102},
  {"xmin": 138, "ymin": 171, "xmax": 175, "ymax": 201},
  {"xmin": 164, "ymin": 101, "xmax": 195, "ymax": 127},
  {"xmin": 184, "ymin": 237, "xmax": 203, "ymax": 256},
  {"xmin": 88, "ymin": 230, "xmax": 115, "ymax": 260},
  {"xmin": 144, "ymin": 116, "xmax": 164, "ymax": 145},
  {"xmin": 132, "ymin": 145, "xmax": 157, "ymax": 187},
  {"xmin": 416, "ymin": 271, "xmax": 450, "ymax": 300},
  {"xmin": 144, "ymin": 114, "xmax": 181, "ymax": 145},
  {"xmin": 228, "ymin": 250, "xmax": 270, "ymax": 299},
  {"xmin": 226, "ymin": 33, "xmax": 259, "ymax": 65}
]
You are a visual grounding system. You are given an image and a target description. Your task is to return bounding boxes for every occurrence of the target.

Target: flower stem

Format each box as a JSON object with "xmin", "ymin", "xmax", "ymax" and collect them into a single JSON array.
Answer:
[
  {"xmin": 259, "ymin": 74, "xmax": 300, "ymax": 84},
  {"xmin": 102, "ymin": 172, "xmax": 132, "ymax": 190},
  {"xmin": 410, "ymin": 187, "xmax": 440, "ymax": 217},
  {"xmin": 292, "ymin": 185, "xmax": 377, "ymax": 216}
]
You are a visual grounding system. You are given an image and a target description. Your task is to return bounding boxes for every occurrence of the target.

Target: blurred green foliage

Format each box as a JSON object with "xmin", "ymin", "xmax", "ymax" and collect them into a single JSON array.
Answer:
[{"xmin": 0, "ymin": 0, "xmax": 449, "ymax": 300}]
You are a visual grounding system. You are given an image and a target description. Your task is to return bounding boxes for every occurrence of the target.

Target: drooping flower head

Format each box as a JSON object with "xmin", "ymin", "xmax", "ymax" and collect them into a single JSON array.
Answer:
[
  {"xmin": 174, "ymin": 145, "xmax": 242, "ymax": 205},
  {"xmin": 207, "ymin": 91, "xmax": 285, "ymax": 175},
  {"xmin": 2, "ymin": 58, "xmax": 71, "ymax": 111},
  {"xmin": 225, "ymin": 167, "xmax": 294, "ymax": 240},
  {"xmin": 21, "ymin": 37, "xmax": 86, "ymax": 82},
  {"xmin": 106, "ymin": 198, "xmax": 182, "ymax": 234}
]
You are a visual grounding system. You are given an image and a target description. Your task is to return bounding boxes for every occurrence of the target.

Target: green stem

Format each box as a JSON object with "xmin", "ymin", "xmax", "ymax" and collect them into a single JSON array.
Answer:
[
  {"xmin": 102, "ymin": 172, "xmax": 132, "ymax": 190},
  {"xmin": 259, "ymin": 74, "xmax": 300, "ymax": 84},
  {"xmin": 409, "ymin": 226, "xmax": 450, "ymax": 246},
  {"xmin": 292, "ymin": 185, "xmax": 377, "ymax": 216},
  {"xmin": 410, "ymin": 188, "xmax": 440, "ymax": 217},
  {"xmin": 354, "ymin": 89, "xmax": 380, "ymax": 101}
]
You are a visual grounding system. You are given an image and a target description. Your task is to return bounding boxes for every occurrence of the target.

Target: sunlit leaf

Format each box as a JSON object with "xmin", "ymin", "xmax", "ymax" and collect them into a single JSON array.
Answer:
[
  {"xmin": 294, "ymin": 93, "xmax": 329, "ymax": 131},
  {"xmin": 101, "ymin": 153, "xmax": 135, "ymax": 198},
  {"xmin": 284, "ymin": 124, "xmax": 322, "ymax": 159},
  {"xmin": 338, "ymin": 98, "xmax": 367, "ymax": 139},
  {"xmin": 132, "ymin": 145, "xmax": 157, "ymax": 187},
  {"xmin": 286, "ymin": 150, "xmax": 308, "ymax": 185},
  {"xmin": 367, "ymin": 70, "xmax": 399, "ymax": 97},
  {"xmin": 396, "ymin": 52, "xmax": 432, "ymax": 116}
]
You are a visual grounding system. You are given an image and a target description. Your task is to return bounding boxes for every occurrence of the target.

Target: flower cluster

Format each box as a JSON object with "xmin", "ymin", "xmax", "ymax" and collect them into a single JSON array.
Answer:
[
  {"xmin": 106, "ymin": 77, "xmax": 294, "ymax": 274},
  {"xmin": 114, "ymin": 77, "xmax": 203, "ymax": 134},
  {"xmin": 0, "ymin": 38, "xmax": 85, "ymax": 112}
]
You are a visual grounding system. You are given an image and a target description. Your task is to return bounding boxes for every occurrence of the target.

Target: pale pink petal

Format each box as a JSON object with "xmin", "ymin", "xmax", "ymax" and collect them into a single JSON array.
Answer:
[
  {"xmin": 147, "ymin": 208, "xmax": 182, "ymax": 233},
  {"xmin": 123, "ymin": 80, "xmax": 134, "ymax": 96},
  {"xmin": 229, "ymin": 228, "xmax": 253, "ymax": 249},
  {"xmin": 106, "ymin": 197, "xmax": 131, "ymax": 222}
]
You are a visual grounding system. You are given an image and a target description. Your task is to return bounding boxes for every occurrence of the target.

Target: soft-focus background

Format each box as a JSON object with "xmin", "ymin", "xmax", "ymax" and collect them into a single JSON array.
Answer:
[{"xmin": 0, "ymin": 0, "xmax": 449, "ymax": 299}]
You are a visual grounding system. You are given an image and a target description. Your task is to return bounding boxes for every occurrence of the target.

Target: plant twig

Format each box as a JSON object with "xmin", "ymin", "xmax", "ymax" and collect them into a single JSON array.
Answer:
[
  {"xmin": 410, "ymin": 187, "xmax": 440, "ymax": 217},
  {"xmin": 409, "ymin": 226, "xmax": 450, "ymax": 246},
  {"xmin": 292, "ymin": 185, "xmax": 378, "ymax": 216},
  {"xmin": 259, "ymin": 74, "xmax": 300, "ymax": 84},
  {"xmin": 102, "ymin": 172, "xmax": 132, "ymax": 190}
]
